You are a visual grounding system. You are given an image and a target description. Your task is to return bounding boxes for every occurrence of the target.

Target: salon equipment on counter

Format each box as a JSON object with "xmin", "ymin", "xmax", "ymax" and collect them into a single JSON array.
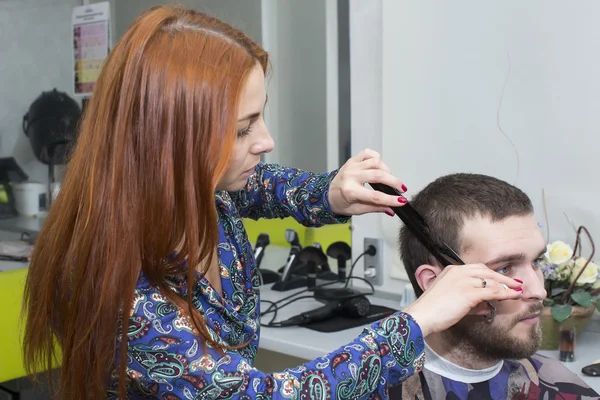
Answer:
[
  {"xmin": 23, "ymin": 89, "xmax": 81, "ymax": 208},
  {"xmin": 297, "ymin": 246, "xmax": 328, "ymax": 291},
  {"xmin": 273, "ymin": 294, "xmax": 371, "ymax": 327},
  {"xmin": 262, "ymin": 282, "xmax": 395, "ymax": 332},
  {"xmin": 301, "ymin": 243, "xmax": 338, "ymax": 281},
  {"xmin": 279, "ymin": 242, "xmax": 338, "ymax": 282},
  {"xmin": 310, "ymin": 242, "xmax": 337, "ymax": 280},
  {"xmin": 314, "ymin": 286, "xmax": 362, "ymax": 303},
  {"xmin": 11, "ymin": 182, "xmax": 47, "ymax": 217},
  {"xmin": 0, "ymin": 239, "xmax": 34, "ymax": 262},
  {"xmin": 369, "ymin": 182, "xmax": 497, "ymax": 323},
  {"xmin": 260, "ymin": 245, "xmax": 390, "ymax": 332},
  {"xmin": 312, "ymin": 243, "xmax": 374, "ymax": 302},
  {"xmin": 277, "ymin": 229, "xmax": 301, "ymax": 272},
  {"xmin": 272, "ymin": 229, "xmax": 306, "ymax": 291},
  {"xmin": 303, "ymin": 302, "xmax": 395, "ymax": 333},
  {"xmin": 582, "ymin": 360, "xmax": 600, "ymax": 377},
  {"xmin": 254, "ymin": 233, "xmax": 279, "ymax": 284},
  {"xmin": 0, "ymin": 157, "xmax": 29, "ymax": 219},
  {"xmin": 326, "ymin": 241, "xmax": 352, "ymax": 282}
]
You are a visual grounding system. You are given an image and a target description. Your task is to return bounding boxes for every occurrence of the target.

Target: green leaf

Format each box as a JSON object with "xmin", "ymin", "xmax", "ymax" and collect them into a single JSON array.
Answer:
[
  {"xmin": 596, "ymin": 298, "xmax": 600, "ymax": 313},
  {"xmin": 571, "ymin": 292, "xmax": 593, "ymax": 307},
  {"xmin": 551, "ymin": 304, "xmax": 572, "ymax": 323}
]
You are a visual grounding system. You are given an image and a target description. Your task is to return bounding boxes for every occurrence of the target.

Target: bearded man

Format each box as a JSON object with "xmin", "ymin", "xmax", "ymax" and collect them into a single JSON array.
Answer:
[{"xmin": 390, "ymin": 173, "xmax": 599, "ymax": 400}]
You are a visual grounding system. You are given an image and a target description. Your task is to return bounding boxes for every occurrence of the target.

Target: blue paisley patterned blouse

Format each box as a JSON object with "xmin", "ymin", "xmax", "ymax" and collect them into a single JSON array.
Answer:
[{"xmin": 110, "ymin": 163, "xmax": 425, "ymax": 399}]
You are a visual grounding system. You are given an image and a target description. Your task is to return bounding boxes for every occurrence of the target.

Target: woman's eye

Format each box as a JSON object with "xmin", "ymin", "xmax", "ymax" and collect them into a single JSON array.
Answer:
[
  {"xmin": 532, "ymin": 257, "xmax": 543, "ymax": 268},
  {"xmin": 237, "ymin": 124, "xmax": 252, "ymax": 138}
]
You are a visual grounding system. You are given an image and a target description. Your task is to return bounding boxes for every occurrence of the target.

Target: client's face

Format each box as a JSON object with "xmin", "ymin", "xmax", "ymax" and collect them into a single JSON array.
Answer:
[{"xmin": 451, "ymin": 214, "xmax": 547, "ymax": 360}]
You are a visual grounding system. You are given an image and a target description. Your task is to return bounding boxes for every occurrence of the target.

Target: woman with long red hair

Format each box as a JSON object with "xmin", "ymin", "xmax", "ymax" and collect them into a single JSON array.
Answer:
[{"xmin": 21, "ymin": 6, "xmax": 524, "ymax": 399}]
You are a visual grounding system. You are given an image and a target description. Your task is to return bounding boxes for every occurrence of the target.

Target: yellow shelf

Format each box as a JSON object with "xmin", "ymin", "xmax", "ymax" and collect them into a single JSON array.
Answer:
[{"xmin": 243, "ymin": 218, "xmax": 351, "ymax": 249}]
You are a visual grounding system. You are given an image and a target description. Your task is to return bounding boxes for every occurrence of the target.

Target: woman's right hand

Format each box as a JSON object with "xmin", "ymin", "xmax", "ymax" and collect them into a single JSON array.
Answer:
[{"xmin": 402, "ymin": 264, "xmax": 523, "ymax": 337}]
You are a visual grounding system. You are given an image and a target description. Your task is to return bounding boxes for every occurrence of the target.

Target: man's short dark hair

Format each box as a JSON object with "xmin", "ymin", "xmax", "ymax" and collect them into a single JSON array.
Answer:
[{"xmin": 399, "ymin": 173, "xmax": 534, "ymax": 297}]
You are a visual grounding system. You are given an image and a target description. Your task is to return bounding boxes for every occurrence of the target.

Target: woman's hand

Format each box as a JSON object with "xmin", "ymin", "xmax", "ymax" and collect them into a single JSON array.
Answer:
[
  {"xmin": 329, "ymin": 149, "xmax": 407, "ymax": 216},
  {"xmin": 403, "ymin": 264, "xmax": 523, "ymax": 337}
]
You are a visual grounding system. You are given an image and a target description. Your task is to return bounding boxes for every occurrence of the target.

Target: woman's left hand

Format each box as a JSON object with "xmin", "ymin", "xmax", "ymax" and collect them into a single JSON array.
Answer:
[{"xmin": 328, "ymin": 148, "xmax": 407, "ymax": 216}]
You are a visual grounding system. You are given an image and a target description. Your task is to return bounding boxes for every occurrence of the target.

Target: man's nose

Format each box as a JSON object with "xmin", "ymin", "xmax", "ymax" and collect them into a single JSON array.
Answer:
[{"xmin": 520, "ymin": 269, "xmax": 547, "ymax": 300}]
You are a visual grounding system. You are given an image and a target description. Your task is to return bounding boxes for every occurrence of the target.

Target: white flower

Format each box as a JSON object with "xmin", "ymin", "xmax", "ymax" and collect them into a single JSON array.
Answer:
[
  {"xmin": 555, "ymin": 260, "xmax": 574, "ymax": 281},
  {"xmin": 545, "ymin": 241, "xmax": 573, "ymax": 265},
  {"xmin": 569, "ymin": 257, "xmax": 599, "ymax": 286}
]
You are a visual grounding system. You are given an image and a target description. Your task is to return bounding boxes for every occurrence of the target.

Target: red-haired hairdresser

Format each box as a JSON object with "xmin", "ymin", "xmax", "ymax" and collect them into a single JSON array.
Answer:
[{"xmin": 22, "ymin": 6, "xmax": 523, "ymax": 399}]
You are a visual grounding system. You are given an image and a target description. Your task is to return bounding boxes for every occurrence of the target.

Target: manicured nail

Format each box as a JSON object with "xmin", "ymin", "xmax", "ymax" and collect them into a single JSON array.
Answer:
[
  {"xmin": 514, "ymin": 287, "xmax": 522, "ymax": 292},
  {"xmin": 401, "ymin": 184, "xmax": 408, "ymax": 192},
  {"xmin": 398, "ymin": 197, "xmax": 407, "ymax": 204},
  {"xmin": 385, "ymin": 210, "xmax": 394, "ymax": 216},
  {"xmin": 514, "ymin": 279, "xmax": 523, "ymax": 284}
]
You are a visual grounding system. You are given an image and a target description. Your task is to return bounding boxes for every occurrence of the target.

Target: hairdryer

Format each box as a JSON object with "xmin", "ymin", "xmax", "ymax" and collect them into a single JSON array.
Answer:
[{"xmin": 278, "ymin": 295, "xmax": 371, "ymax": 327}]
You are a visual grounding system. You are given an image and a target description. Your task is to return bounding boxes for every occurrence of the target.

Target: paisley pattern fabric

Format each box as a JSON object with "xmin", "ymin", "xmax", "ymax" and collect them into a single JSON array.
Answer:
[{"xmin": 108, "ymin": 163, "xmax": 425, "ymax": 399}]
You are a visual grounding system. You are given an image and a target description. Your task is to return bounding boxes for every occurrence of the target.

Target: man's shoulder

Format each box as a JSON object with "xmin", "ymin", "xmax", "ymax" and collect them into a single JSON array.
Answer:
[
  {"xmin": 520, "ymin": 352, "xmax": 594, "ymax": 387},
  {"xmin": 507, "ymin": 353, "xmax": 599, "ymax": 399},
  {"xmin": 388, "ymin": 354, "xmax": 599, "ymax": 399}
]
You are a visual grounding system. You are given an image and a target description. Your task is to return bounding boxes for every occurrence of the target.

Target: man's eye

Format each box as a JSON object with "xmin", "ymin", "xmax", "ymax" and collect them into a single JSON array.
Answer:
[{"xmin": 496, "ymin": 265, "xmax": 512, "ymax": 275}]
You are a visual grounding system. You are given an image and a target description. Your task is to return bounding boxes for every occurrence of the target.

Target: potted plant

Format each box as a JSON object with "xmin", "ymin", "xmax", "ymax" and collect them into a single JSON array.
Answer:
[{"xmin": 539, "ymin": 226, "xmax": 600, "ymax": 350}]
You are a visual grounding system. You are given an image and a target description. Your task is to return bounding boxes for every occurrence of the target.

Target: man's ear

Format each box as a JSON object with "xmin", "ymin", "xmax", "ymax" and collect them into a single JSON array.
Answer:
[{"xmin": 415, "ymin": 264, "xmax": 443, "ymax": 293}]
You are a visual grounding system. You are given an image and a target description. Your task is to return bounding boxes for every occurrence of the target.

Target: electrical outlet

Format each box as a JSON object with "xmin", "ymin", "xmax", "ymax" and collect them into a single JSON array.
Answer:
[{"xmin": 364, "ymin": 238, "xmax": 384, "ymax": 286}]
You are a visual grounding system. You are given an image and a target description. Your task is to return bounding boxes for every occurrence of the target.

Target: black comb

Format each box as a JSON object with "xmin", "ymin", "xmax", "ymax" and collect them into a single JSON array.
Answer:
[{"xmin": 369, "ymin": 183, "xmax": 464, "ymax": 267}]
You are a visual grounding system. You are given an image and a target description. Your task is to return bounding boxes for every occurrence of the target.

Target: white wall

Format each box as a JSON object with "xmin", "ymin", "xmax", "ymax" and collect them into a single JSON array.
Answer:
[
  {"xmin": 0, "ymin": 0, "xmax": 82, "ymax": 183},
  {"xmin": 261, "ymin": 0, "xmax": 337, "ymax": 173},
  {"xmin": 349, "ymin": 0, "xmax": 390, "ymax": 292},
  {"xmin": 113, "ymin": 0, "xmax": 262, "ymax": 45},
  {"xmin": 351, "ymin": 0, "xmax": 600, "ymax": 295}
]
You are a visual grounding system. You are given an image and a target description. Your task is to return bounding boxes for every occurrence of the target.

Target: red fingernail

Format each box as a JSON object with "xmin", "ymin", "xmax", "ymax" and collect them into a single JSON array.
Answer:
[
  {"xmin": 401, "ymin": 184, "xmax": 408, "ymax": 192},
  {"xmin": 398, "ymin": 197, "xmax": 407, "ymax": 204},
  {"xmin": 514, "ymin": 279, "xmax": 523, "ymax": 284},
  {"xmin": 385, "ymin": 210, "xmax": 394, "ymax": 216},
  {"xmin": 514, "ymin": 287, "xmax": 522, "ymax": 292}
]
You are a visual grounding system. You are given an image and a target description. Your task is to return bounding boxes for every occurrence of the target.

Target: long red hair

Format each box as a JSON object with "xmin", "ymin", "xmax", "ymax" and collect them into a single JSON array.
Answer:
[{"xmin": 22, "ymin": 6, "xmax": 268, "ymax": 399}]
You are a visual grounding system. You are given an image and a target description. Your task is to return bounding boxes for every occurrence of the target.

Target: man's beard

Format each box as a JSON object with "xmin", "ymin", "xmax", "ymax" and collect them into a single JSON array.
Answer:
[{"xmin": 447, "ymin": 303, "xmax": 544, "ymax": 361}]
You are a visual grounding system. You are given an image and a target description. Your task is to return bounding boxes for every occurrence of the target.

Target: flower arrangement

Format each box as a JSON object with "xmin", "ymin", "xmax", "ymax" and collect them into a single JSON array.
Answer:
[{"xmin": 541, "ymin": 226, "xmax": 600, "ymax": 323}]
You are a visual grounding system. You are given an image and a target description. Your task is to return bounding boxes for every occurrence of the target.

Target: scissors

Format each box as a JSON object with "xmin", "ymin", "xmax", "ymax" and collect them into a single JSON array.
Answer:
[{"xmin": 369, "ymin": 182, "xmax": 496, "ymax": 323}]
